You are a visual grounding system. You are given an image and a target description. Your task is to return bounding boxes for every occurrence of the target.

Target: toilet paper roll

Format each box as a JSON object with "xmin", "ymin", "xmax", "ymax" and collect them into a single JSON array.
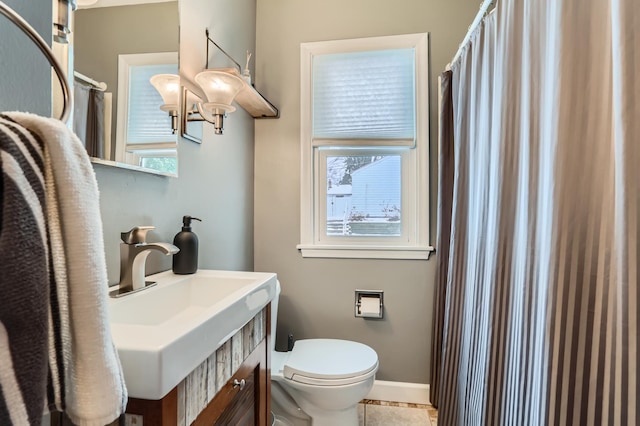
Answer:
[{"xmin": 360, "ymin": 296, "xmax": 381, "ymax": 316}]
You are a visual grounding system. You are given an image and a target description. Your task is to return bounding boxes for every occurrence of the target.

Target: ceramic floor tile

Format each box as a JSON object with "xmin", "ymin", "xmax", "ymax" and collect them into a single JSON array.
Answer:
[
  {"xmin": 364, "ymin": 404, "xmax": 431, "ymax": 426},
  {"xmin": 426, "ymin": 405, "xmax": 438, "ymax": 425},
  {"xmin": 362, "ymin": 399, "xmax": 430, "ymax": 409}
]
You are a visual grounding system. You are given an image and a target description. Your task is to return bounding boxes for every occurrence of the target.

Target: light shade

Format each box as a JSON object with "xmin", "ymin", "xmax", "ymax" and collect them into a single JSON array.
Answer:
[
  {"xmin": 194, "ymin": 70, "xmax": 245, "ymax": 114},
  {"xmin": 150, "ymin": 74, "xmax": 180, "ymax": 112}
]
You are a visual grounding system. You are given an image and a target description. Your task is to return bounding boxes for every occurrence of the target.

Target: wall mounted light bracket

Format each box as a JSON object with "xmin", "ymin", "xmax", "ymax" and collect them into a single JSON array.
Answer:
[
  {"xmin": 151, "ymin": 30, "xmax": 279, "ymax": 140},
  {"xmin": 202, "ymin": 29, "xmax": 279, "ymax": 119},
  {"xmin": 181, "ymin": 87, "xmax": 204, "ymax": 143},
  {"xmin": 205, "ymin": 29, "xmax": 242, "ymax": 73},
  {"xmin": 179, "ymin": 30, "xmax": 279, "ymax": 140}
]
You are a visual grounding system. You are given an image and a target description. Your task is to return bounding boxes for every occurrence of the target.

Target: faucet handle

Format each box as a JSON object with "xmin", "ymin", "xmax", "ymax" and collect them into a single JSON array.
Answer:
[{"xmin": 121, "ymin": 226, "xmax": 155, "ymax": 244}]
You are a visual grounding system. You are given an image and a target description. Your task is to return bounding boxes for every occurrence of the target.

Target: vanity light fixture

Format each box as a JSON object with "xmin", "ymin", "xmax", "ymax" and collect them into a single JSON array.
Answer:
[
  {"xmin": 53, "ymin": 0, "xmax": 76, "ymax": 43},
  {"xmin": 194, "ymin": 69, "xmax": 244, "ymax": 135},
  {"xmin": 150, "ymin": 73, "xmax": 180, "ymax": 133},
  {"xmin": 182, "ymin": 29, "xmax": 279, "ymax": 137}
]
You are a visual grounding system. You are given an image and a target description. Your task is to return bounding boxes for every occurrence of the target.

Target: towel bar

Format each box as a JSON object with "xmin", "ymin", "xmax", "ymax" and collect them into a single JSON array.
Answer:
[{"xmin": 0, "ymin": 1, "xmax": 72, "ymax": 122}]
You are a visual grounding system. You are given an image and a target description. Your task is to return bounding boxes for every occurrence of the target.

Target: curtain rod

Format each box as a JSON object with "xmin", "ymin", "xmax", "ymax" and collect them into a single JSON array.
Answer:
[
  {"xmin": 447, "ymin": 0, "xmax": 496, "ymax": 70},
  {"xmin": 74, "ymin": 71, "xmax": 107, "ymax": 91}
]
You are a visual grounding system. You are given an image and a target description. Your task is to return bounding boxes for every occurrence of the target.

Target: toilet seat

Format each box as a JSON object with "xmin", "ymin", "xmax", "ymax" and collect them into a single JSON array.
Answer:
[{"xmin": 281, "ymin": 339, "xmax": 378, "ymax": 386}]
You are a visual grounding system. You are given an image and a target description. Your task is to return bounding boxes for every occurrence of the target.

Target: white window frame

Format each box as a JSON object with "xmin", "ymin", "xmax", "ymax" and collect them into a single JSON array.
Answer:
[
  {"xmin": 115, "ymin": 52, "xmax": 178, "ymax": 164},
  {"xmin": 298, "ymin": 33, "xmax": 434, "ymax": 260}
]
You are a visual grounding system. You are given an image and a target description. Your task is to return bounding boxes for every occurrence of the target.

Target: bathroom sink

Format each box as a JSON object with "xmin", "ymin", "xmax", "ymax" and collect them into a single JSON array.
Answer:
[{"xmin": 108, "ymin": 269, "xmax": 277, "ymax": 400}]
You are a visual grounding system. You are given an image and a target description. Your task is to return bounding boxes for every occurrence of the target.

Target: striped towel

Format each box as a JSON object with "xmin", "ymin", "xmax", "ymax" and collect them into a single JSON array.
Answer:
[{"xmin": 0, "ymin": 113, "xmax": 127, "ymax": 425}]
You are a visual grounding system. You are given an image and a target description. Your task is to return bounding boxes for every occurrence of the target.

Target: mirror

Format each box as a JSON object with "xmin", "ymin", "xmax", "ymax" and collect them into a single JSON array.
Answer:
[{"xmin": 73, "ymin": 0, "xmax": 179, "ymax": 176}]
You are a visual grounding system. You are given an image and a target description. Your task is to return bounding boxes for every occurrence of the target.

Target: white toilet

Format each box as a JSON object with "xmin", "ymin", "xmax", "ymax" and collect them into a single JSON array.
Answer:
[{"xmin": 270, "ymin": 281, "xmax": 379, "ymax": 426}]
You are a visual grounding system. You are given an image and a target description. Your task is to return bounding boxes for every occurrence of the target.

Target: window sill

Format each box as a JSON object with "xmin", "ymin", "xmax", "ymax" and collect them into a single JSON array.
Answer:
[{"xmin": 296, "ymin": 244, "xmax": 435, "ymax": 260}]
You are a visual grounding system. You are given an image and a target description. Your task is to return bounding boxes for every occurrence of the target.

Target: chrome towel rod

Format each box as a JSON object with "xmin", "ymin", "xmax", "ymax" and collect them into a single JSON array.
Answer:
[
  {"xmin": 74, "ymin": 71, "xmax": 107, "ymax": 91},
  {"xmin": 0, "ymin": 2, "xmax": 72, "ymax": 123},
  {"xmin": 447, "ymin": 0, "xmax": 497, "ymax": 70}
]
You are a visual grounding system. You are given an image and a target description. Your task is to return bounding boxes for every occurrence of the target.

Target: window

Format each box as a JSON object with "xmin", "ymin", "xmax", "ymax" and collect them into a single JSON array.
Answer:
[
  {"xmin": 138, "ymin": 151, "xmax": 178, "ymax": 175},
  {"xmin": 116, "ymin": 52, "xmax": 178, "ymax": 173},
  {"xmin": 298, "ymin": 33, "xmax": 434, "ymax": 259}
]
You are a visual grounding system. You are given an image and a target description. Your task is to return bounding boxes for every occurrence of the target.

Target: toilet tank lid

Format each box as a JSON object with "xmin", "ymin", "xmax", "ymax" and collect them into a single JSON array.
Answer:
[{"xmin": 283, "ymin": 339, "xmax": 378, "ymax": 381}]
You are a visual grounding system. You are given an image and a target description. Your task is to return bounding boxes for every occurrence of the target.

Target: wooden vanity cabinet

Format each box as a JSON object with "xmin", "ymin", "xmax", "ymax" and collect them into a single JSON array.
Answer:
[
  {"xmin": 125, "ymin": 305, "xmax": 271, "ymax": 426},
  {"xmin": 125, "ymin": 389, "xmax": 179, "ymax": 426},
  {"xmin": 194, "ymin": 338, "xmax": 270, "ymax": 425}
]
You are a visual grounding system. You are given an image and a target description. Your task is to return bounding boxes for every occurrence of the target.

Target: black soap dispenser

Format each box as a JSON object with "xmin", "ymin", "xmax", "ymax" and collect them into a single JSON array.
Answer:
[{"xmin": 172, "ymin": 216, "xmax": 202, "ymax": 274}]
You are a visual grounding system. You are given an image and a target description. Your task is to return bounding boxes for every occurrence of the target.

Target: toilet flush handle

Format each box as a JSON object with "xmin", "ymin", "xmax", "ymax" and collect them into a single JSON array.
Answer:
[{"xmin": 233, "ymin": 378, "xmax": 246, "ymax": 391}]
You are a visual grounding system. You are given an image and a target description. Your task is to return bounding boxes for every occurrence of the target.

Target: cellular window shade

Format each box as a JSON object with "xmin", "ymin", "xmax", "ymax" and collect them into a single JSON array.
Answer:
[
  {"xmin": 313, "ymin": 48, "xmax": 415, "ymax": 140},
  {"xmin": 127, "ymin": 64, "xmax": 177, "ymax": 144}
]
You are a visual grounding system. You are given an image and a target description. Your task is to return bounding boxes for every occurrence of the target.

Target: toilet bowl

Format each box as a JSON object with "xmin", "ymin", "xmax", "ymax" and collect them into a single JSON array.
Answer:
[{"xmin": 270, "ymin": 281, "xmax": 379, "ymax": 425}]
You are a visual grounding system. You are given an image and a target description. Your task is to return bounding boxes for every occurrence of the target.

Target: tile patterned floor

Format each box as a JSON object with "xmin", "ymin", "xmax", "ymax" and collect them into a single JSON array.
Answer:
[{"xmin": 358, "ymin": 400, "xmax": 438, "ymax": 425}]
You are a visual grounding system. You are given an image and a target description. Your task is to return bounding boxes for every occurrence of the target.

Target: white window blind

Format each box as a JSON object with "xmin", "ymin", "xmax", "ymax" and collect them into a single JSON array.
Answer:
[
  {"xmin": 312, "ymin": 48, "xmax": 415, "ymax": 140},
  {"xmin": 127, "ymin": 63, "xmax": 177, "ymax": 144}
]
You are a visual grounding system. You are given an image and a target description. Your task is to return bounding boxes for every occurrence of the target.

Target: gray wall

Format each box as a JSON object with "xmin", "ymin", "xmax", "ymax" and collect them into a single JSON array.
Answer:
[
  {"xmin": 96, "ymin": 0, "xmax": 257, "ymax": 284},
  {"xmin": 253, "ymin": 0, "xmax": 477, "ymax": 383},
  {"xmin": 0, "ymin": 0, "xmax": 51, "ymax": 115},
  {"xmin": 74, "ymin": 2, "xmax": 179, "ymax": 156}
]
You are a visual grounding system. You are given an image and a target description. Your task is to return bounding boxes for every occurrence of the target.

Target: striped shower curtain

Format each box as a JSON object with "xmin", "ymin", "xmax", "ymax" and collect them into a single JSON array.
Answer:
[{"xmin": 431, "ymin": 0, "xmax": 639, "ymax": 425}]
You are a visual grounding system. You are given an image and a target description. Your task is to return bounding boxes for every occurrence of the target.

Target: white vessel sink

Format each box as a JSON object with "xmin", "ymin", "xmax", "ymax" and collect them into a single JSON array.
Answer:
[{"xmin": 108, "ymin": 269, "xmax": 277, "ymax": 400}]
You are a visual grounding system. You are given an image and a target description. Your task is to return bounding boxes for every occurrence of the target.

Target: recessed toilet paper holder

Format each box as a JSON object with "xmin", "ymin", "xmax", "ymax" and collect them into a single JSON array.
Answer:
[{"xmin": 355, "ymin": 290, "xmax": 384, "ymax": 319}]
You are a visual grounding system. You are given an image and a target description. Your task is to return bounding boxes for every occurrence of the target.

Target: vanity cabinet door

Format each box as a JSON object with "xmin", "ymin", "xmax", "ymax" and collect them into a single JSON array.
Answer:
[
  {"xmin": 193, "ymin": 338, "xmax": 270, "ymax": 426},
  {"xmin": 214, "ymin": 367, "xmax": 257, "ymax": 425}
]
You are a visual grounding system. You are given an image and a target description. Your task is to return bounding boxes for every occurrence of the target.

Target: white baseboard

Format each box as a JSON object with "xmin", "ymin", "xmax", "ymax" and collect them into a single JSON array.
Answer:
[{"xmin": 365, "ymin": 380, "xmax": 430, "ymax": 405}]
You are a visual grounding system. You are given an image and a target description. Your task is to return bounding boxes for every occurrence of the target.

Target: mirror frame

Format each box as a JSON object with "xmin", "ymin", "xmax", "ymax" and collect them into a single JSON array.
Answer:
[{"xmin": 181, "ymin": 87, "xmax": 203, "ymax": 144}]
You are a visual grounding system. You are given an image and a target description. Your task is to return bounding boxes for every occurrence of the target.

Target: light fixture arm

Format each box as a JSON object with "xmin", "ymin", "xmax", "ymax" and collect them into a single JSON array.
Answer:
[
  {"xmin": 195, "ymin": 102, "xmax": 226, "ymax": 135},
  {"xmin": 179, "ymin": 32, "xmax": 278, "ymax": 140},
  {"xmin": 169, "ymin": 111, "xmax": 178, "ymax": 134},
  {"xmin": 205, "ymin": 29, "xmax": 242, "ymax": 73}
]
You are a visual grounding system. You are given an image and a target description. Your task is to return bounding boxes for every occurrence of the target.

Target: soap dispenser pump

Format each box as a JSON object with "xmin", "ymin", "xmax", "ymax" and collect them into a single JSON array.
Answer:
[{"xmin": 172, "ymin": 215, "xmax": 202, "ymax": 274}]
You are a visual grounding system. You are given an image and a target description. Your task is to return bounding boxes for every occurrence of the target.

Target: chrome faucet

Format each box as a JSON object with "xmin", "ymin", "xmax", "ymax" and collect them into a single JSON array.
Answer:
[{"xmin": 110, "ymin": 226, "xmax": 179, "ymax": 298}]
